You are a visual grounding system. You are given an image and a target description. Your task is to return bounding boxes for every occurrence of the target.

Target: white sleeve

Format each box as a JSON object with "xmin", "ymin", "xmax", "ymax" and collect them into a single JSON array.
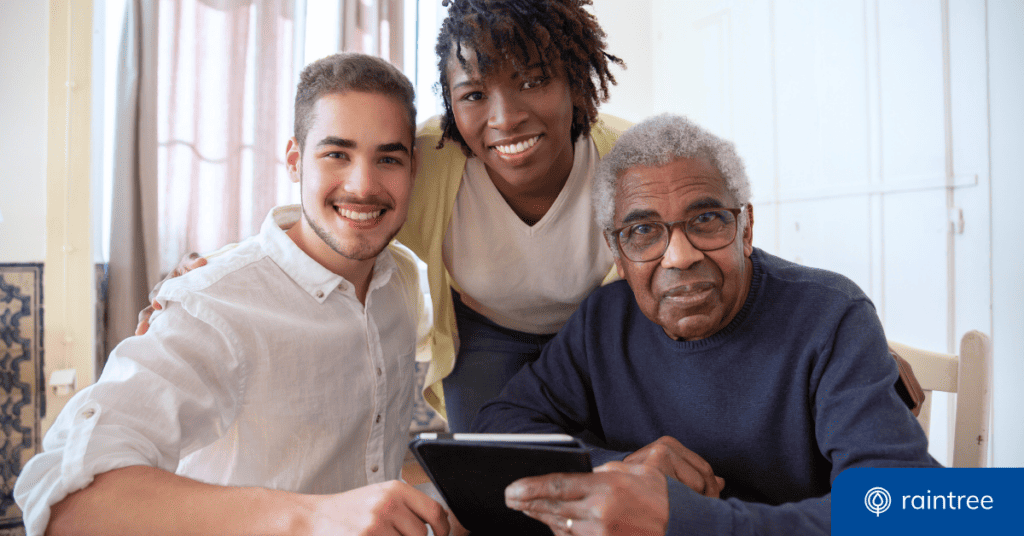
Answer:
[{"xmin": 13, "ymin": 301, "xmax": 243, "ymax": 536}]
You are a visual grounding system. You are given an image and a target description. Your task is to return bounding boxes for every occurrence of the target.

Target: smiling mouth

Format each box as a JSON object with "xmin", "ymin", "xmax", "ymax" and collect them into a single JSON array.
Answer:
[
  {"xmin": 334, "ymin": 206, "xmax": 386, "ymax": 222},
  {"xmin": 492, "ymin": 135, "xmax": 540, "ymax": 157}
]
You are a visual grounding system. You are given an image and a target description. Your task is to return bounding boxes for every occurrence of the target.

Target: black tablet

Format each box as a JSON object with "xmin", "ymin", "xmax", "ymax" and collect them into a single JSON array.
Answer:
[{"xmin": 409, "ymin": 433, "xmax": 592, "ymax": 535}]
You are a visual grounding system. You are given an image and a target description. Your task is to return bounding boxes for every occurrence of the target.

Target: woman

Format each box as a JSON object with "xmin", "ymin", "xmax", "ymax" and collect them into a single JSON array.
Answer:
[{"xmin": 399, "ymin": 0, "xmax": 626, "ymax": 431}]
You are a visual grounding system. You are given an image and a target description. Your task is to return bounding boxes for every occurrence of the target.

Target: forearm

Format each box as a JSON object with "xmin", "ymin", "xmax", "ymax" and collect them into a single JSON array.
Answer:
[{"xmin": 47, "ymin": 466, "xmax": 313, "ymax": 536}]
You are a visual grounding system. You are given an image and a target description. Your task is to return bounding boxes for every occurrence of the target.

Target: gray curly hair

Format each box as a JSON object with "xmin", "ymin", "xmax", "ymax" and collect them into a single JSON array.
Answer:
[{"xmin": 593, "ymin": 114, "xmax": 751, "ymax": 243}]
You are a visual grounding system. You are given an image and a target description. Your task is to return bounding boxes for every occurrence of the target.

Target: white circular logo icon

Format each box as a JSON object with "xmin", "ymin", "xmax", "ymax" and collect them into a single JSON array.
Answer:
[{"xmin": 865, "ymin": 487, "xmax": 892, "ymax": 516}]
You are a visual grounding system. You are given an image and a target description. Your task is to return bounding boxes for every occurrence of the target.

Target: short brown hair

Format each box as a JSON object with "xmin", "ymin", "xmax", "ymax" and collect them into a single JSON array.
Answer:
[{"xmin": 294, "ymin": 53, "xmax": 416, "ymax": 150}]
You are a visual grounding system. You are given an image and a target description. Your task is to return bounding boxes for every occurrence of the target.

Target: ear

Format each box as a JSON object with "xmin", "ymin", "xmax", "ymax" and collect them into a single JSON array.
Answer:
[
  {"xmin": 285, "ymin": 137, "xmax": 302, "ymax": 183},
  {"xmin": 605, "ymin": 233, "xmax": 627, "ymax": 279},
  {"xmin": 742, "ymin": 204, "xmax": 754, "ymax": 257}
]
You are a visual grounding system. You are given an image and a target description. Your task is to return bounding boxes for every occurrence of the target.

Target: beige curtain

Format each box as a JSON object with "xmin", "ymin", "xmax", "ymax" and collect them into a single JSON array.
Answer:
[{"xmin": 107, "ymin": 0, "xmax": 298, "ymax": 352}]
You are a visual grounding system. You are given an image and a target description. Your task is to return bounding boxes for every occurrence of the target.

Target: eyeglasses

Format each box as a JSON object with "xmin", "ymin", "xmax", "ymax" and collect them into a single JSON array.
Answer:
[{"xmin": 611, "ymin": 206, "xmax": 745, "ymax": 262}]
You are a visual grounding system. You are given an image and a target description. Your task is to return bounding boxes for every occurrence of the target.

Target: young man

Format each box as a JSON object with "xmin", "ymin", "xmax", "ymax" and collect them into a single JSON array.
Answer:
[{"xmin": 14, "ymin": 53, "xmax": 450, "ymax": 536}]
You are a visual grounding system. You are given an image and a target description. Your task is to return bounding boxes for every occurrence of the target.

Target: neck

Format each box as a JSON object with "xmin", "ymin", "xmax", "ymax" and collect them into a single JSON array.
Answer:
[
  {"xmin": 286, "ymin": 220, "xmax": 376, "ymax": 304},
  {"xmin": 484, "ymin": 146, "xmax": 575, "ymax": 226},
  {"xmin": 488, "ymin": 176, "xmax": 566, "ymax": 225}
]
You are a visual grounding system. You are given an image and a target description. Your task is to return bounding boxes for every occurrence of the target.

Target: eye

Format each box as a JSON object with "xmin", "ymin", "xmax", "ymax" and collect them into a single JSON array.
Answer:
[
  {"xmin": 325, "ymin": 151, "xmax": 348, "ymax": 160},
  {"xmin": 522, "ymin": 76, "xmax": 549, "ymax": 90},
  {"xmin": 620, "ymin": 222, "xmax": 665, "ymax": 250},
  {"xmin": 693, "ymin": 211, "xmax": 724, "ymax": 225},
  {"xmin": 689, "ymin": 210, "xmax": 734, "ymax": 235},
  {"xmin": 631, "ymin": 223, "xmax": 657, "ymax": 235},
  {"xmin": 461, "ymin": 91, "xmax": 484, "ymax": 102},
  {"xmin": 379, "ymin": 155, "xmax": 402, "ymax": 165},
  {"xmin": 622, "ymin": 222, "xmax": 664, "ymax": 243}
]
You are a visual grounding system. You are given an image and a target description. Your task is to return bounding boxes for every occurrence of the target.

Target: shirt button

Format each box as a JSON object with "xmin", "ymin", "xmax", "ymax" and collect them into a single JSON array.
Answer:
[
  {"xmin": 338, "ymin": 282, "xmax": 347, "ymax": 290},
  {"xmin": 376, "ymin": 414, "xmax": 381, "ymax": 423},
  {"xmin": 376, "ymin": 367, "xmax": 382, "ymax": 376},
  {"xmin": 315, "ymin": 290, "xmax": 324, "ymax": 299},
  {"xmin": 371, "ymin": 465, "xmax": 379, "ymax": 473},
  {"xmin": 81, "ymin": 409, "xmax": 95, "ymax": 418}
]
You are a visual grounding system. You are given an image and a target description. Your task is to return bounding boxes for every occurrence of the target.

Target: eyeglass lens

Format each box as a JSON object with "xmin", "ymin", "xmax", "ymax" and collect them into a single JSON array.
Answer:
[{"xmin": 618, "ymin": 209, "xmax": 738, "ymax": 262}]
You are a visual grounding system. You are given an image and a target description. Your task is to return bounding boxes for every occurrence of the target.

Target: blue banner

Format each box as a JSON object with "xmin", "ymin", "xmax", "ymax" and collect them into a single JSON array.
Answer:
[{"xmin": 833, "ymin": 468, "xmax": 1020, "ymax": 535}]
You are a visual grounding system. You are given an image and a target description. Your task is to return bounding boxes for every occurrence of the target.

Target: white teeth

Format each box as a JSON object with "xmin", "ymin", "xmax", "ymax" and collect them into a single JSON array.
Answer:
[
  {"xmin": 337, "ymin": 208, "xmax": 383, "ymax": 221},
  {"xmin": 494, "ymin": 135, "xmax": 540, "ymax": 155}
]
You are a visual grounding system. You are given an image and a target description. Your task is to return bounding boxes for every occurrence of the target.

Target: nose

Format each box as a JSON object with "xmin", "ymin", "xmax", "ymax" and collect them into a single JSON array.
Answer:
[
  {"xmin": 487, "ymin": 89, "xmax": 528, "ymax": 131},
  {"xmin": 344, "ymin": 157, "xmax": 376, "ymax": 197},
  {"xmin": 660, "ymin": 225, "xmax": 704, "ymax": 270}
]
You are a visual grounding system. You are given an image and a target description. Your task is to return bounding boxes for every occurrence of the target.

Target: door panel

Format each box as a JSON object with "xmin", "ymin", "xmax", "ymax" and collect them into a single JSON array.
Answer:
[
  {"xmin": 653, "ymin": 0, "xmax": 992, "ymax": 466},
  {"xmin": 774, "ymin": 0, "xmax": 872, "ymax": 195},
  {"xmin": 877, "ymin": 0, "xmax": 946, "ymax": 185},
  {"xmin": 881, "ymin": 189, "xmax": 949, "ymax": 347},
  {"xmin": 777, "ymin": 197, "xmax": 873, "ymax": 297}
]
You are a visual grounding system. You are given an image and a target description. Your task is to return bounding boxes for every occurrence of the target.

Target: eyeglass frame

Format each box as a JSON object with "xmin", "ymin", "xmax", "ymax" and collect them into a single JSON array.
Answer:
[{"xmin": 608, "ymin": 205, "xmax": 747, "ymax": 263}]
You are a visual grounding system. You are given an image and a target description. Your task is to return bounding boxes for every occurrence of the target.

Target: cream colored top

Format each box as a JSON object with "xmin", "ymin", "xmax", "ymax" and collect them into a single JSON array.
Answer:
[
  {"xmin": 442, "ymin": 137, "xmax": 614, "ymax": 334},
  {"xmin": 396, "ymin": 114, "xmax": 629, "ymax": 417}
]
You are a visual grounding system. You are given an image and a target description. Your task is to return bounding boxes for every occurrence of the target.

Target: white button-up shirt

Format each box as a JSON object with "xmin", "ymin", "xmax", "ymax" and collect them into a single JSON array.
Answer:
[{"xmin": 15, "ymin": 206, "xmax": 423, "ymax": 536}]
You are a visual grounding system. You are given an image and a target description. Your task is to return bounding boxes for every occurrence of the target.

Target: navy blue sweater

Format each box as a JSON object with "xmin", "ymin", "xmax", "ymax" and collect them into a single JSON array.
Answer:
[{"xmin": 474, "ymin": 248, "xmax": 939, "ymax": 535}]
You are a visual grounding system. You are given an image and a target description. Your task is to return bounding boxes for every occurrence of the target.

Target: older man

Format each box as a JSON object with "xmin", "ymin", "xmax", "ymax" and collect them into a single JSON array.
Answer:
[{"xmin": 473, "ymin": 114, "xmax": 940, "ymax": 535}]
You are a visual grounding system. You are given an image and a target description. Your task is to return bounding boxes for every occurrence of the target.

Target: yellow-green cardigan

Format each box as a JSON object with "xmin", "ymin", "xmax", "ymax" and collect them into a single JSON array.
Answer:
[{"xmin": 396, "ymin": 114, "xmax": 629, "ymax": 419}]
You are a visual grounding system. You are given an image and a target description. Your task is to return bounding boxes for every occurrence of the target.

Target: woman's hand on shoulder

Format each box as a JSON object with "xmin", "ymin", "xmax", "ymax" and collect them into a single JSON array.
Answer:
[{"xmin": 135, "ymin": 252, "xmax": 207, "ymax": 335}]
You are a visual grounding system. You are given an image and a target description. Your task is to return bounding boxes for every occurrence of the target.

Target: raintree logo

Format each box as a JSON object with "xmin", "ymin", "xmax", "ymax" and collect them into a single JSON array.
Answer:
[
  {"xmin": 865, "ymin": 487, "xmax": 892, "ymax": 516},
  {"xmin": 832, "ymin": 468, "xmax": 1018, "ymax": 535}
]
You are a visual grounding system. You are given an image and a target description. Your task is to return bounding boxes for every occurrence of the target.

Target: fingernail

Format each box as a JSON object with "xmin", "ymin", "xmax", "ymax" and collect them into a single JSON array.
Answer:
[{"xmin": 505, "ymin": 483, "xmax": 524, "ymax": 500}]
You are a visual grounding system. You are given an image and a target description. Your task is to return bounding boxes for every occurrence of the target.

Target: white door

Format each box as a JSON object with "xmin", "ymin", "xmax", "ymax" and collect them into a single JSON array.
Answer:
[{"xmin": 651, "ymin": 0, "xmax": 992, "ymax": 466}]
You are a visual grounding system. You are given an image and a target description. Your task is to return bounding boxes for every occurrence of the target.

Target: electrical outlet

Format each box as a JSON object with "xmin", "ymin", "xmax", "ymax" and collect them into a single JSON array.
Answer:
[{"xmin": 49, "ymin": 368, "xmax": 77, "ymax": 396}]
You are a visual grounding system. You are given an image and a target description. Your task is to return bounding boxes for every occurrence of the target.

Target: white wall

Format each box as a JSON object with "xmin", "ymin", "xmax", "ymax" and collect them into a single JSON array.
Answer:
[
  {"xmin": 0, "ymin": 1, "xmax": 49, "ymax": 262},
  {"xmin": 589, "ymin": 0, "xmax": 654, "ymax": 124},
  {"xmin": 988, "ymin": 0, "xmax": 1024, "ymax": 468},
  {"xmin": 590, "ymin": 0, "xmax": 1022, "ymax": 466},
  {"xmin": 412, "ymin": 0, "xmax": 448, "ymax": 123}
]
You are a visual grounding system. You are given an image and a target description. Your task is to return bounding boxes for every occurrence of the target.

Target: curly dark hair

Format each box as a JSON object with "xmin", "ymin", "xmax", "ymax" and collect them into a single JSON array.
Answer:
[{"xmin": 435, "ymin": 0, "xmax": 624, "ymax": 151}]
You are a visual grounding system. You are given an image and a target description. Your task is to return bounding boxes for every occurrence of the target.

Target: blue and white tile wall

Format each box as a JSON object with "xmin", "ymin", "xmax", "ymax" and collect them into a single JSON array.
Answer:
[
  {"xmin": 0, "ymin": 263, "xmax": 107, "ymax": 534},
  {"xmin": 0, "ymin": 264, "xmax": 43, "ymax": 534}
]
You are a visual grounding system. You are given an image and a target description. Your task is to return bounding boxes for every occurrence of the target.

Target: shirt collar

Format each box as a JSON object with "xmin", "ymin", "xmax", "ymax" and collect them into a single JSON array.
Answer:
[{"xmin": 258, "ymin": 205, "xmax": 398, "ymax": 304}]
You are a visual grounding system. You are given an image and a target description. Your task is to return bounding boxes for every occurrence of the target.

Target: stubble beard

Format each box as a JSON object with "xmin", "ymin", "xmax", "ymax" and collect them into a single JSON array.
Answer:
[
  {"xmin": 302, "ymin": 204, "xmax": 396, "ymax": 262},
  {"xmin": 299, "ymin": 170, "xmax": 397, "ymax": 262}
]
